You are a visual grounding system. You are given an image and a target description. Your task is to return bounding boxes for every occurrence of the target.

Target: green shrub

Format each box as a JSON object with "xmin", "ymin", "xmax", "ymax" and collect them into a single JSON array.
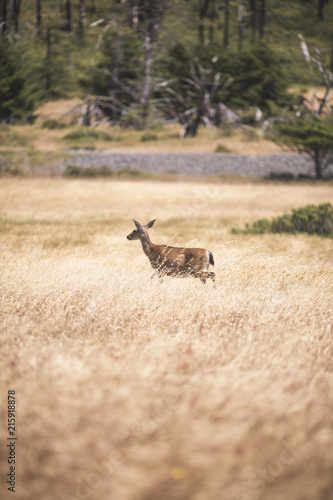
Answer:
[
  {"xmin": 215, "ymin": 144, "xmax": 232, "ymax": 153},
  {"xmin": 41, "ymin": 119, "xmax": 66, "ymax": 129},
  {"xmin": 63, "ymin": 165, "xmax": 114, "ymax": 177},
  {"xmin": 0, "ymin": 39, "xmax": 36, "ymax": 122},
  {"xmin": 140, "ymin": 132, "xmax": 158, "ymax": 142},
  {"xmin": 63, "ymin": 165, "xmax": 153, "ymax": 178},
  {"xmin": 233, "ymin": 203, "xmax": 333, "ymax": 238},
  {"xmin": 62, "ymin": 129, "xmax": 113, "ymax": 142},
  {"xmin": 268, "ymin": 172, "xmax": 295, "ymax": 181},
  {"xmin": 117, "ymin": 168, "xmax": 153, "ymax": 178}
]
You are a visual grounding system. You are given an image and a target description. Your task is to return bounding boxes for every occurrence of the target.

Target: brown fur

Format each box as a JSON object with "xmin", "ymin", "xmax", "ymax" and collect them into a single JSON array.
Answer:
[{"xmin": 127, "ymin": 219, "xmax": 215, "ymax": 283}]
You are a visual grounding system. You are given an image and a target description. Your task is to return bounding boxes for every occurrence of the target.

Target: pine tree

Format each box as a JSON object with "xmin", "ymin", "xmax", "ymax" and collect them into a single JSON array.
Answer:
[
  {"xmin": 274, "ymin": 117, "xmax": 333, "ymax": 179},
  {"xmin": 0, "ymin": 39, "xmax": 35, "ymax": 121}
]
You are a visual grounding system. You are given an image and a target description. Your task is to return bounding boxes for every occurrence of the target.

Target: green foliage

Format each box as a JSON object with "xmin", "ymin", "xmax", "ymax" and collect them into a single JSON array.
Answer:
[
  {"xmin": 63, "ymin": 165, "xmax": 153, "ymax": 178},
  {"xmin": 62, "ymin": 129, "xmax": 113, "ymax": 142},
  {"xmin": 161, "ymin": 42, "xmax": 292, "ymax": 118},
  {"xmin": 272, "ymin": 116, "xmax": 333, "ymax": 179},
  {"xmin": 41, "ymin": 119, "xmax": 66, "ymax": 129},
  {"xmin": 215, "ymin": 144, "xmax": 232, "ymax": 153},
  {"xmin": 116, "ymin": 168, "xmax": 153, "ymax": 178},
  {"xmin": 140, "ymin": 132, "xmax": 158, "ymax": 142},
  {"xmin": 233, "ymin": 203, "xmax": 333, "ymax": 238},
  {"xmin": 64, "ymin": 165, "xmax": 114, "ymax": 178},
  {"xmin": 24, "ymin": 23, "xmax": 79, "ymax": 102},
  {"xmin": 0, "ymin": 39, "xmax": 36, "ymax": 122},
  {"xmin": 221, "ymin": 45, "xmax": 292, "ymax": 111},
  {"xmin": 274, "ymin": 117, "xmax": 333, "ymax": 151},
  {"xmin": 268, "ymin": 172, "xmax": 295, "ymax": 181},
  {"xmin": 2, "ymin": 0, "xmax": 333, "ymax": 123},
  {"xmin": 90, "ymin": 26, "xmax": 143, "ymax": 104}
]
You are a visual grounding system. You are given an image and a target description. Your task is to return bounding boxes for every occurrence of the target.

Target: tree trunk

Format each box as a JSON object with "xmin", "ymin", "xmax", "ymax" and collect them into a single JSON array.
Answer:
[
  {"xmin": 259, "ymin": 0, "xmax": 265, "ymax": 39},
  {"xmin": 45, "ymin": 26, "xmax": 52, "ymax": 90},
  {"xmin": 1, "ymin": 0, "xmax": 8, "ymax": 35},
  {"xmin": 314, "ymin": 147, "xmax": 323, "ymax": 179},
  {"xmin": 199, "ymin": 0, "xmax": 209, "ymax": 44},
  {"xmin": 251, "ymin": 0, "xmax": 258, "ymax": 43},
  {"xmin": 65, "ymin": 0, "xmax": 71, "ymax": 32},
  {"xmin": 209, "ymin": 0, "xmax": 215, "ymax": 42},
  {"xmin": 331, "ymin": 30, "xmax": 333, "ymax": 73},
  {"xmin": 12, "ymin": 0, "xmax": 21, "ymax": 32},
  {"xmin": 185, "ymin": 116, "xmax": 201, "ymax": 137},
  {"xmin": 141, "ymin": 29, "xmax": 153, "ymax": 127},
  {"xmin": 140, "ymin": 0, "xmax": 163, "ymax": 127},
  {"xmin": 127, "ymin": 0, "xmax": 138, "ymax": 28},
  {"xmin": 224, "ymin": 0, "xmax": 229, "ymax": 48},
  {"xmin": 318, "ymin": 0, "xmax": 328, "ymax": 20},
  {"xmin": 82, "ymin": 99, "xmax": 92, "ymax": 126},
  {"xmin": 78, "ymin": 0, "xmax": 85, "ymax": 35},
  {"xmin": 36, "ymin": 0, "xmax": 42, "ymax": 35},
  {"xmin": 238, "ymin": 0, "xmax": 245, "ymax": 51}
]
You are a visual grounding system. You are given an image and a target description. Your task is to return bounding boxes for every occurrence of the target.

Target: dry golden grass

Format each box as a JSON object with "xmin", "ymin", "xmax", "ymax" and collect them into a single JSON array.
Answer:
[{"xmin": 0, "ymin": 178, "xmax": 332, "ymax": 500}]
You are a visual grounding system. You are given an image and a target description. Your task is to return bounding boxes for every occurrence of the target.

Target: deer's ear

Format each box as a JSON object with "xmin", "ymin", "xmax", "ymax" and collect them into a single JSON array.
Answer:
[
  {"xmin": 146, "ymin": 219, "xmax": 156, "ymax": 229},
  {"xmin": 133, "ymin": 220, "xmax": 143, "ymax": 230}
]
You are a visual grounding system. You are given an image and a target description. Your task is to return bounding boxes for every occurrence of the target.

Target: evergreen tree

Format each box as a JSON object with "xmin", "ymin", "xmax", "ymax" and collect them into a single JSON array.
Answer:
[
  {"xmin": 273, "ymin": 117, "xmax": 333, "ymax": 179},
  {"xmin": 0, "ymin": 39, "xmax": 35, "ymax": 121}
]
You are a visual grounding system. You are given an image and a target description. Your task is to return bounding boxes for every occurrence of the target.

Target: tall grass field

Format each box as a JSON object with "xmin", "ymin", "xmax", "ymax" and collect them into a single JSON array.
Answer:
[{"xmin": 0, "ymin": 177, "xmax": 332, "ymax": 500}]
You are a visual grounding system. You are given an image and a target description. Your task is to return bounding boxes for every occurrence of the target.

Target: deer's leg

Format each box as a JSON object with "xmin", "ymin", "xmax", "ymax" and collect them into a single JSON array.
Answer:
[
  {"xmin": 151, "ymin": 269, "xmax": 164, "ymax": 284},
  {"xmin": 197, "ymin": 271, "xmax": 216, "ymax": 284}
]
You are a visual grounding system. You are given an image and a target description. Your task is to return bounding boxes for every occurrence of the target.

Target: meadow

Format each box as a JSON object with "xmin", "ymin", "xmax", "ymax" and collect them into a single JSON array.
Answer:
[{"xmin": 0, "ymin": 176, "xmax": 332, "ymax": 500}]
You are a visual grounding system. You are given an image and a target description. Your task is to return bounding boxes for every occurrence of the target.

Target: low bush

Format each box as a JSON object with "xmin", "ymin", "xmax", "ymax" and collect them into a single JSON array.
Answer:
[
  {"xmin": 64, "ymin": 165, "xmax": 114, "ymax": 177},
  {"xmin": 215, "ymin": 144, "xmax": 232, "ymax": 153},
  {"xmin": 63, "ymin": 165, "xmax": 153, "ymax": 178},
  {"xmin": 268, "ymin": 172, "xmax": 295, "ymax": 181},
  {"xmin": 233, "ymin": 203, "xmax": 333, "ymax": 238},
  {"xmin": 41, "ymin": 119, "xmax": 66, "ymax": 129},
  {"xmin": 62, "ymin": 129, "xmax": 113, "ymax": 142},
  {"xmin": 117, "ymin": 168, "xmax": 153, "ymax": 178},
  {"xmin": 140, "ymin": 132, "xmax": 158, "ymax": 142}
]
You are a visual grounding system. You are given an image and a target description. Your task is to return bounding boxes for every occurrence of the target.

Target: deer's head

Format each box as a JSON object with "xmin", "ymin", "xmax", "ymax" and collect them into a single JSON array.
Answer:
[{"xmin": 127, "ymin": 219, "xmax": 156, "ymax": 240}]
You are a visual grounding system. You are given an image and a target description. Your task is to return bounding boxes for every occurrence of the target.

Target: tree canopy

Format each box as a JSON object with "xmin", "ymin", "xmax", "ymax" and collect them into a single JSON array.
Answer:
[
  {"xmin": 273, "ymin": 117, "xmax": 333, "ymax": 179},
  {"xmin": 0, "ymin": 0, "xmax": 332, "ymax": 128},
  {"xmin": 0, "ymin": 39, "xmax": 35, "ymax": 122}
]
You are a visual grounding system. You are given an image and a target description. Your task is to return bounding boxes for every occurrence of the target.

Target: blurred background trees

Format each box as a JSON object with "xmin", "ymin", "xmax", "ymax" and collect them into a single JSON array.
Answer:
[{"xmin": 0, "ymin": 0, "xmax": 332, "ymax": 140}]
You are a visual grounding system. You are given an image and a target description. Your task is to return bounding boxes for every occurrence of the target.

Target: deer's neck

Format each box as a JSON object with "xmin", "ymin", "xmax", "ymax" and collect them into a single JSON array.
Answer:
[{"xmin": 140, "ymin": 233, "xmax": 154, "ymax": 259}]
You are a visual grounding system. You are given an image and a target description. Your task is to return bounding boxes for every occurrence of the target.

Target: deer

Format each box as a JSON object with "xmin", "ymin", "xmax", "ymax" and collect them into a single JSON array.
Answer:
[{"xmin": 127, "ymin": 219, "xmax": 215, "ymax": 283}]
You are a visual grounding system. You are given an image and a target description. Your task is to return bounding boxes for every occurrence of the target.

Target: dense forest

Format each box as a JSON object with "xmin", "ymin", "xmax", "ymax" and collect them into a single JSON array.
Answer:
[
  {"xmin": 0, "ymin": 1, "xmax": 332, "ymax": 119},
  {"xmin": 1, "ymin": 0, "xmax": 333, "ymax": 173}
]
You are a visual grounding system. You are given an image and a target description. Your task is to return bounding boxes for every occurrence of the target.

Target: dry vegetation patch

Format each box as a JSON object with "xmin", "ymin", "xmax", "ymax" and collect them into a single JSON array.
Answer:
[{"xmin": 0, "ymin": 178, "xmax": 332, "ymax": 500}]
